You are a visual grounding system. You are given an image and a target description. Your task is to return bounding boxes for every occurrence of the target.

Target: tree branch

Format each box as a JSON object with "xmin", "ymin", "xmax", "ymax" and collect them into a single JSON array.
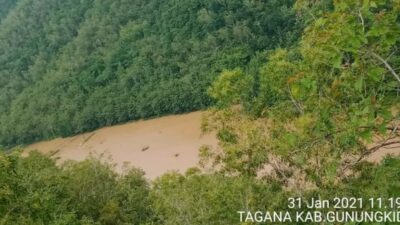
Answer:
[
  {"xmin": 340, "ymin": 139, "xmax": 400, "ymax": 176},
  {"xmin": 370, "ymin": 52, "xmax": 400, "ymax": 84},
  {"xmin": 358, "ymin": 10, "xmax": 365, "ymax": 33},
  {"xmin": 287, "ymin": 84, "xmax": 304, "ymax": 114}
]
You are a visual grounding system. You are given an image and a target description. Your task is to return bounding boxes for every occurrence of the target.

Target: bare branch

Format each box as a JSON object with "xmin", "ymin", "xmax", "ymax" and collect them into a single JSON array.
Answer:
[
  {"xmin": 357, "ymin": 140, "xmax": 400, "ymax": 162},
  {"xmin": 358, "ymin": 10, "xmax": 365, "ymax": 33},
  {"xmin": 339, "ymin": 139, "xmax": 400, "ymax": 176},
  {"xmin": 370, "ymin": 52, "xmax": 400, "ymax": 84},
  {"xmin": 383, "ymin": 145, "xmax": 400, "ymax": 149},
  {"xmin": 287, "ymin": 84, "xmax": 304, "ymax": 114}
]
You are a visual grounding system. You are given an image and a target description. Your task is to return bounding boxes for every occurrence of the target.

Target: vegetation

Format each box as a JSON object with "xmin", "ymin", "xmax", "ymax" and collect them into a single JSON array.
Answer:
[
  {"xmin": 0, "ymin": 0, "xmax": 17, "ymax": 21},
  {"xmin": 0, "ymin": 151, "xmax": 153, "ymax": 225},
  {"xmin": 0, "ymin": 0, "xmax": 399, "ymax": 224},
  {"xmin": 0, "ymin": 0, "xmax": 300, "ymax": 147},
  {"xmin": 205, "ymin": 0, "xmax": 400, "ymax": 188},
  {"xmin": 1, "ymin": 150, "xmax": 400, "ymax": 225}
]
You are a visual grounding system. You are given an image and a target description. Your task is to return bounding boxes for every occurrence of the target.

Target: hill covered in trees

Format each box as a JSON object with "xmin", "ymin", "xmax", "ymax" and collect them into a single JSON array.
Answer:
[
  {"xmin": 1, "ymin": 0, "xmax": 400, "ymax": 224},
  {"xmin": 0, "ymin": 0, "xmax": 301, "ymax": 147}
]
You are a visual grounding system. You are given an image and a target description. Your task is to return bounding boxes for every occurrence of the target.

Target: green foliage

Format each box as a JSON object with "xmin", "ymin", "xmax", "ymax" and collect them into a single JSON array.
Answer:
[
  {"xmin": 0, "ymin": 151, "xmax": 153, "ymax": 225},
  {"xmin": 345, "ymin": 157, "xmax": 400, "ymax": 197},
  {"xmin": 0, "ymin": 0, "xmax": 301, "ymax": 147},
  {"xmin": 1, "ymin": 1, "xmax": 400, "ymax": 224},
  {"xmin": 0, "ymin": 0, "xmax": 18, "ymax": 22},
  {"xmin": 1, "ymin": 151, "xmax": 400, "ymax": 224},
  {"xmin": 294, "ymin": 0, "xmax": 334, "ymax": 24},
  {"xmin": 151, "ymin": 172, "xmax": 289, "ymax": 225},
  {"xmin": 208, "ymin": 69, "xmax": 253, "ymax": 107},
  {"xmin": 201, "ymin": 108, "xmax": 270, "ymax": 177},
  {"xmin": 204, "ymin": 0, "xmax": 400, "ymax": 188}
]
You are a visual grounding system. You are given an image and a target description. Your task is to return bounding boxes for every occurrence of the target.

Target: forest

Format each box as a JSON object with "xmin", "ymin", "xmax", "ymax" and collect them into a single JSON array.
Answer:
[
  {"xmin": 1, "ymin": 151, "xmax": 400, "ymax": 225},
  {"xmin": 0, "ymin": 0, "xmax": 300, "ymax": 147},
  {"xmin": 1, "ymin": 0, "xmax": 400, "ymax": 224}
]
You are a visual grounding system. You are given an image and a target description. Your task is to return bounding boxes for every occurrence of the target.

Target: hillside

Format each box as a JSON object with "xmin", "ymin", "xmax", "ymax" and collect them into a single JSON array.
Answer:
[
  {"xmin": 1, "ymin": 1, "xmax": 400, "ymax": 225},
  {"xmin": 0, "ymin": 0, "xmax": 300, "ymax": 147}
]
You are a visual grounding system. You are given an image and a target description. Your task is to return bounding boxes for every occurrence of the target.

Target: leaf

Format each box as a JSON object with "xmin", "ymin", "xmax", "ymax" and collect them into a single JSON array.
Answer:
[
  {"xmin": 360, "ymin": 129, "xmax": 373, "ymax": 142},
  {"xmin": 315, "ymin": 18, "xmax": 327, "ymax": 27},
  {"xmin": 325, "ymin": 162, "xmax": 338, "ymax": 182},
  {"xmin": 291, "ymin": 84, "xmax": 301, "ymax": 98},
  {"xmin": 368, "ymin": 67, "xmax": 385, "ymax": 82},
  {"xmin": 378, "ymin": 123, "xmax": 388, "ymax": 135},
  {"xmin": 284, "ymin": 133, "xmax": 297, "ymax": 147},
  {"xmin": 332, "ymin": 55, "xmax": 342, "ymax": 69},
  {"xmin": 354, "ymin": 78, "xmax": 364, "ymax": 92},
  {"xmin": 387, "ymin": 81, "xmax": 399, "ymax": 88},
  {"xmin": 378, "ymin": 109, "xmax": 393, "ymax": 120}
]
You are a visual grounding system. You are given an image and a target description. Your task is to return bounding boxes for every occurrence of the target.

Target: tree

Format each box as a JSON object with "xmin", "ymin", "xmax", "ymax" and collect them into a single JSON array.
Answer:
[
  {"xmin": 0, "ymin": 0, "xmax": 301, "ymax": 147},
  {"xmin": 204, "ymin": 0, "xmax": 400, "ymax": 189}
]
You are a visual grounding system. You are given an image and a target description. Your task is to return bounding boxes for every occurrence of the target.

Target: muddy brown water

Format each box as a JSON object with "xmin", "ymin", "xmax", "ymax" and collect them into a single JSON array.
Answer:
[
  {"xmin": 25, "ymin": 111, "xmax": 399, "ymax": 179},
  {"xmin": 26, "ymin": 111, "xmax": 218, "ymax": 179}
]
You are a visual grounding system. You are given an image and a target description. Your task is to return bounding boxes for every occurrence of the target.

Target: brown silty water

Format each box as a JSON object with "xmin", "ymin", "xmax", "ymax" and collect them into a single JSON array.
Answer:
[
  {"xmin": 26, "ymin": 111, "xmax": 218, "ymax": 179},
  {"xmin": 25, "ymin": 111, "xmax": 399, "ymax": 179}
]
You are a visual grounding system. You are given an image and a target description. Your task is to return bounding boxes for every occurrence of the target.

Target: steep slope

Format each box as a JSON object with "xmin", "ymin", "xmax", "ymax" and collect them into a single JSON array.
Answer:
[
  {"xmin": 0, "ymin": 0, "xmax": 301, "ymax": 146},
  {"xmin": 0, "ymin": 0, "xmax": 93, "ymax": 113}
]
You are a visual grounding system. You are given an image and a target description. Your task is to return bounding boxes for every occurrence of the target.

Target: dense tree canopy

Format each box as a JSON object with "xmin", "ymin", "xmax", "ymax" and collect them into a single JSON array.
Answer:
[
  {"xmin": 0, "ymin": 0, "xmax": 301, "ymax": 147},
  {"xmin": 0, "ymin": 0, "xmax": 17, "ymax": 21}
]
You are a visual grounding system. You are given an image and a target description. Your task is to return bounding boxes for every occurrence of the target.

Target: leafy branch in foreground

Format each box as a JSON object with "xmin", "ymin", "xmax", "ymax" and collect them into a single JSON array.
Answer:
[{"xmin": 203, "ymin": 0, "xmax": 400, "ymax": 189}]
